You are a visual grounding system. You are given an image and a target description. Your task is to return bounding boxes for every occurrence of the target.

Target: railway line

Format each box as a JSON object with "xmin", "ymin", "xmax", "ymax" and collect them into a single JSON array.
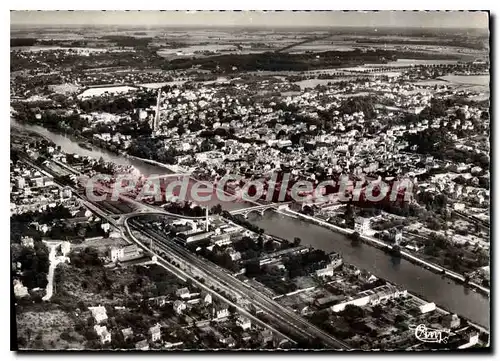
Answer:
[{"xmin": 126, "ymin": 215, "xmax": 351, "ymax": 349}]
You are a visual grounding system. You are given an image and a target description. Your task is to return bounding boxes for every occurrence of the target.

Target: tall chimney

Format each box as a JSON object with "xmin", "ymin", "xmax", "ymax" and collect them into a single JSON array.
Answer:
[
  {"xmin": 205, "ymin": 207, "xmax": 209, "ymax": 232},
  {"xmin": 154, "ymin": 88, "xmax": 161, "ymax": 131}
]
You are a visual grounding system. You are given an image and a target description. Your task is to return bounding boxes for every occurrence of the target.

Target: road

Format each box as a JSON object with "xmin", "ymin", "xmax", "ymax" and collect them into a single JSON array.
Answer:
[
  {"xmin": 275, "ymin": 34, "xmax": 333, "ymax": 53},
  {"xmin": 42, "ymin": 242, "xmax": 62, "ymax": 301},
  {"xmin": 124, "ymin": 214, "xmax": 351, "ymax": 349}
]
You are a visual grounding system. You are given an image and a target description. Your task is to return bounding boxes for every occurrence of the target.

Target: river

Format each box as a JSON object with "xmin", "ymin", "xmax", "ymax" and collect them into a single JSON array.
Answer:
[{"xmin": 11, "ymin": 119, "xmax": 490, "ymax": 329}]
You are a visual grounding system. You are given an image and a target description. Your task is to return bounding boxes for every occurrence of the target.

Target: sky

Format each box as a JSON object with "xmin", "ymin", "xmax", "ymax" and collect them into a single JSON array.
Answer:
[{"xmin": 11, "ymin": 10, "xmax": 489, "ymax": 29}]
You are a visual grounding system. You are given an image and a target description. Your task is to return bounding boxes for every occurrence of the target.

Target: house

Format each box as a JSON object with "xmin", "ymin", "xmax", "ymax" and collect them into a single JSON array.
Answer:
[
  {"xmin": 34, "ymin": 223, "xmax": 50, "ymax": 234},
  {"xmin": 164, "ymin": 341, "xmax": 184, "ymax": 349},
  {"xmin": 355, "ymin": 217, "xmax": 371, "ymax": 235},
  {"xmin": 480, "ymin": 266, "xmax": 490, "ymax": 279},
  {"xmin": 201, "ymin": 291, "xmax": 212, "ymax": 305},
  {"xmin": 221, "ymin": 336, "xmax": 236, "ymax": 348},
  {"xmin": 443, "ymin": 314, "xmax": 461, "ymax": 329},
  {"xmin": 458, "ymin": 333, "xmax": 480, "ymax": 349},
  {"xmin": 20, "ymin": 236, "xmax": 34, "ymax": 248},
  {"xmin": 316, "ymin": 254, "xmax": 343, "ymax": 278},
  {"xmin": 148, "ymin": 295, "xmax": 169, "ymax": 307},
  {"xmin": 149, "ymin": 324, "xmax": 161, "ymax": 342},
  {"xmin": 236, "ymin": 316, "xmax": 252, "ymax": 330},
  {"xmin": 277, "ymin": 139, "xmax": 292, "ymax": 148},
  {"xmin": 59, "ymin": 187, "xmax": 72, "ymax": 200},
  {"xmin": 229, "ymin": 250, "xmax": 242, "ymax": 261},
  {"xmin": 109, "ymin": 244, "xmax": 140, "ymax": 263},
  {"xmin": 60, "ymin": 241, "xmax": 71, "ymax": 256},
  {"xmin": 419, "ymin": 302, "xmax": 436, "ymax": 314},
  {"xmin": 13, "ymin": 279, "xmax": 29, "ymax": 298},
  {"xmin": 213, "ymin": 305, "xmax": 230, "ymax": 320},
  {"xmin": 101, "ymin": 223, "xmax": 111, "ymax": 233},
  {"xmin": 121, "ymin": 328, "xmax": 133, "ymax": 341},
  {"xmin": 316, "ymin": 267, "xmax": 334, "ymax": 278},
  {"xmin": 15, "ymin": 176, "xmax": 26, "ymax": 189},
  {"xmin": 135, "ymin": 339, "xmax": 149, "ymax": 350},
  {"xmin": 89, "ymin": 305, "xmax": 108, "ymax": 324},
  {"xmin": 392, "ymin": 229, "xmax": 403, "ymax": 244},
  {"xmin": 259, "ymin": 329, "xmax": 274, "ymax": 345},
  {"xmin": 94, "ymin": 325, "xmax": 111, "ymax": 344},
  {"xmin": 173, "ymin": 300, "xmax": 186, "ymax": 315},
  {"xmin": 176, "ymin": 287, "xmax": 190, "ymax": 299}
]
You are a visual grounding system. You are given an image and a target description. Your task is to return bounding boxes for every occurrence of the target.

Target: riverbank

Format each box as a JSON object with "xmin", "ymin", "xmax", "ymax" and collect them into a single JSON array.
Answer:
[
  {"xmin": 125, "ymin": 154, "xmax": 192, "ymax": 175},
  {"xmin": 147, "ymin": 207, "xmax": 490, "ymax": 337},
  {"xmin": 282, "ymin": 208, "xmax": 490, "ymax": 297}
]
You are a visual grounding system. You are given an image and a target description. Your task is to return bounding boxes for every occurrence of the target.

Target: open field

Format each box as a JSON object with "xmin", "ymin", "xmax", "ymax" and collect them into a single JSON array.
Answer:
[
  {"xmin": 78, "ymin": 85, "xmax": 139, "ymax": 99},
  {"xmin": 72, "ymin": 237, "xmax": 129, "ymax": 252},
  {"xmin": 439, "ymin": 75, "xmax": 490, "ymax": 86},
  {"xmin": 16, "ymin": 309, "xmax": 84, "ymax": 350}
]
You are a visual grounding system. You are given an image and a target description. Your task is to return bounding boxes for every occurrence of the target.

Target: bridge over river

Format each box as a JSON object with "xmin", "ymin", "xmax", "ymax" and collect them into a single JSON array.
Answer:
[{"xmin": 229, "ymin": 202, "xmax": 292, "ymax": 218}]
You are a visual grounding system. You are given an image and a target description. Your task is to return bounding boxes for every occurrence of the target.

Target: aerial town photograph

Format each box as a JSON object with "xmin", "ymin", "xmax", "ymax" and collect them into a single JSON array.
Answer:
[{"xmin": 9, "ymin": 9, "xmax": 490, "ymax": 351}]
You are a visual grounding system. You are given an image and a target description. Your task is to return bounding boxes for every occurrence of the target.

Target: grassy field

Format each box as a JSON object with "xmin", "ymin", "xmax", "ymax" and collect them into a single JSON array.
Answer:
[
  {"xmin": 72, "ymin": 237, "xmax": 128, "ymax": 253},
  {"xmin": 16, "ymin": 309, "xmax": 85, "ymax": 350},
  {"xmin": 15, "ymin": 260, "xmax": 189, "ymax": 349}
]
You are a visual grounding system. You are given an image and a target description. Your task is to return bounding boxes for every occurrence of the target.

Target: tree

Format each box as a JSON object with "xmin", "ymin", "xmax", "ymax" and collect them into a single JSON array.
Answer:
[
  {"xmin": 350, "ymin": 231, "xmax": 361, "ymax": 246},
  {"xmin": 257, "ymin": 236, "xmax": 264, "ymax": 249},
  {"xmin": 17, "ymin": 337, "xmax": 27, "ymax": 348},
  {"xmin": 293, "ymin": 237, "xmax": 302, "ymax": 247},
  {"xmin": 394, "ymin": 314, "xmax": 406, "ymax": 325},
  {"xmin": 15, "ymin": 242, "xmax": 50, "ymax": 289},
  {"xmin": 371, "ymin": 305, "xmax": 384, "ymax": 318},
  {"xmin": 210, "ymin": 204, "xmax": 223, "ymax": 215},
  {"xmin": 341, "ymin": 304, "xmax": 365, "ymax": 320},
  {"xmin": 60, "ymin": 331, "xmax": 73, "ymax": 342}
]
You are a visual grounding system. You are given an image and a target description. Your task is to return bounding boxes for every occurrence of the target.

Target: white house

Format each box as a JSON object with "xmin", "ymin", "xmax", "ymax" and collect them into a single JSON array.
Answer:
[
  {"xmin": 21, "ymin": 236, "xmax": 34, "ymax": 248},
  {"xmin": 89, "ymin": 305, "xmax": 108, "ymax": 324},
  {"xmin": 355, "ymin": 217, "xmax": 371, "ymax": 235},
  {"xmin": 236, "ymin": 316, "xmax": 252, "ymax": 330},
  {"xmin": 201, "ymin": 291, "xmax": 212, "ymax": 305},
  {"xmin": 109, "ymin": 244, "xmax": 140, "ymax": 263},
  {"xmin": 121, "ymin": 328, "xmax": 134, "ymax": 341},
  {"xmin": 214, "ymin": 306, "xmax": 230, "ymax": 319},
  {"xmin": 176, "ymin": 287, "xmax": 191, "ymax": 299},
  {"xmin": 419, "ymin": 302, "xmax": 436, "ymax": 314},
  {"xmin": 173, "ymin": 300, "xmax": 186, "ymax": 315},
  {"xmin": 149, "ymin": 324, "xmax": 161, "ymax": 342},
  {"xmin": 60, "ymin": 241, "xmax": 71, "ymax": 256},
  {"xmin": 94, "ymin": 325, "xmax": 111, "ymax": 344}
]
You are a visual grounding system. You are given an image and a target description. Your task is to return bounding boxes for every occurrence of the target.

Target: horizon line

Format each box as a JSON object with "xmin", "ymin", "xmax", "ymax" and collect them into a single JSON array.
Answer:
[{"xmin": 10, "ymin": 23, "xmax": 488, "ymax": 29}]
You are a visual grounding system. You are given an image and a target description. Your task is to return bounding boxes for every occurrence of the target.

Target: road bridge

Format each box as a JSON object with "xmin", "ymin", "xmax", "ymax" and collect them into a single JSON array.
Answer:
[{"xmin": 229, "ymin": 202, "xmax": 291, "ymax": 218}]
